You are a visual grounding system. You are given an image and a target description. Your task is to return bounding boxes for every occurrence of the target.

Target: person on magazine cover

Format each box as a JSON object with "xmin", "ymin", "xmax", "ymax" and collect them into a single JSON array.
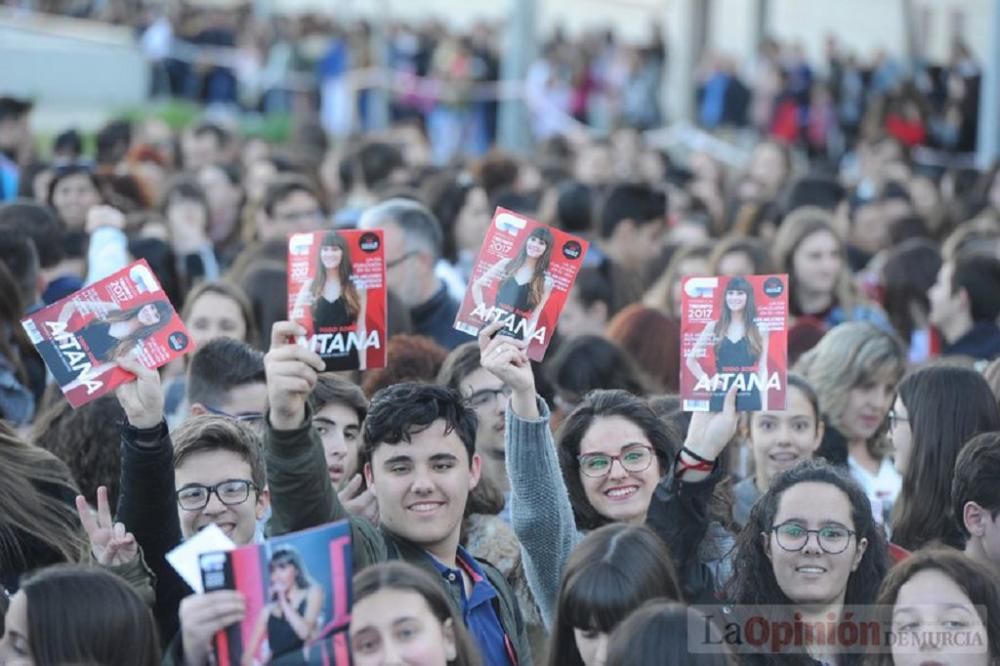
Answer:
[
  {"xmin": 472, "ymin": 226, "xmax": 554, "ymax": 342},
  {"xmin": 36, "ymin": 297, "xmax": 174, "ymax": 392},
  {"xmin": 685, "ymin": 276, "xmax": 770, "ymax": 411},
  {"xmin": 243, "ymin": 546, "xmax": 325, "ymax": 666},
  {"xmin": 292, "ymin": 231, "xmax": 367, "ymax": 371}
]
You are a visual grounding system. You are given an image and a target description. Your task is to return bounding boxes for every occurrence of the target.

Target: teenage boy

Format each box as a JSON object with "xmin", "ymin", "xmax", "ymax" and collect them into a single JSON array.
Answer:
[
  {"xmin": 952, "ymin": 432, "xmax": 1000, "ymax": 571},
  {"xmin": 114, "ymin": 356, "xmax": 270, "ymax": 657},
  {"xmin": 184, "ymin": 337, "xmax": 268, "ymax": 423},
  {"xmin": 264, "ymin": 320, "xmax": 531, "ymax": 665},
  {"xmin": 928, "ymin": 251, "xmax": 1000, "ymax": 360}
]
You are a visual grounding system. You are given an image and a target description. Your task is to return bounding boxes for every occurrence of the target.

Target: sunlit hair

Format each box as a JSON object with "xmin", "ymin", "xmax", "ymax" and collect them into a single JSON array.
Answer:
[
  {"xmin": 713, "ymin": 276, "xmax": 763, "ymax": 359},
  {"xmin": 501, "ymin": 226, "xmax": 554, "ymax": 309},
  {"xmin": 547, "ymin": 524, "xmax": 682, "ymax": 666},
  {"xmin": 88, "ymin": 298, "xmax": 174, "ymax": 361},
  {"xmin": 352, "ymin": 561, "xmax": 481, "ymax": 666},
  {"xmin": 870, "ymin": 549, "xmax": 1000, "ymax": 666},
  {"xmin": 309, "ymin": 231, "xmax": 360, "ymax": 320},
  {"xmin": 794, "ymin": 322, "xmax": 905, "ymax": 458}
]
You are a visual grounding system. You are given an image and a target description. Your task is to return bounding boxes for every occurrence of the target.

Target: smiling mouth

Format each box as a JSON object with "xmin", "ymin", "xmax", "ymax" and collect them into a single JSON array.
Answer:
[
  {"xmin": 200, "ymin": 522, "xmax": 236, "ymax": 535},
  {"xmin": 795, "ymin": 566, "xmax": 827, "ymax": 575},
  {"xmin": 408, "ymin": 502, "xmax": 445, "ymax": 514},
  {"xmin": 604, "ymin": 486, "xmax": 639, "ymax": 500}
]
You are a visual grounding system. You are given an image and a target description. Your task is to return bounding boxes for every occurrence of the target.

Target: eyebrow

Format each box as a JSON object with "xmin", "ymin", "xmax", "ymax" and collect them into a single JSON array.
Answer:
[
  {"xmin": 779, "ymin": 519, "xmax": 850, "ymax": 528},
  {"xmin": 579, "ymin": 441, "xmax": 649, "ymax": 456},
  {"xmin": 429, "ymin": 453, "xmax": 459, "ymax": 464},
  {"xmin": 893, "ymin": 604, "xmax": 975, "ymax": 615}
]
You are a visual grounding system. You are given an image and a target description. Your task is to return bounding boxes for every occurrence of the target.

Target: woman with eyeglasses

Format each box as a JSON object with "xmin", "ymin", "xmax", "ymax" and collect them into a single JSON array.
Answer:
[
  {"xmin": 477, "ymin": 322, "xmax": 687, "ymax": 630},
  {"xmin": 888, "ymin": 365, "xmax": 1000, "ymax": 550}
]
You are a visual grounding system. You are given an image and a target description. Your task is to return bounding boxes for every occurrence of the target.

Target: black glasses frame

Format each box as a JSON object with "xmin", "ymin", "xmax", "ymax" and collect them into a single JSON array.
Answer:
[
  {"xmin": 770, "ymin": 521, "xmax": 857, "ymax": 554},
  {"xmin": 176, "ymin": 479, "xmax": 258, "ymax": 511}
]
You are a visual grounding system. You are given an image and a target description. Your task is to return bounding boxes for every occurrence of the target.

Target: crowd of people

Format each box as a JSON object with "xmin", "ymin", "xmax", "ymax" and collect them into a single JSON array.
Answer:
[{"xmin": 3, "ymin": 11, "xmax": 1000, "ymax": 664}]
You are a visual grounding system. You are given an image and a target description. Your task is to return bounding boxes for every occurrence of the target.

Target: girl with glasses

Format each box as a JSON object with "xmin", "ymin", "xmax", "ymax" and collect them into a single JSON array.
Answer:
[
  {"xmin": 477, "ymin": 323, "xmax": 691, "ymax": 631},
  {"xmin": 888, "ymin": 365, "xmax": 1000, "ymax": 550}
]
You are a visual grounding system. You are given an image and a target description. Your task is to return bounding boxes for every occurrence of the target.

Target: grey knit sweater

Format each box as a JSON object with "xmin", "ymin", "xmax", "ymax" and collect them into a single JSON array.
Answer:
[{"xmin": 506, "ymin": 396, "xmax": 582, "ymax": 630}]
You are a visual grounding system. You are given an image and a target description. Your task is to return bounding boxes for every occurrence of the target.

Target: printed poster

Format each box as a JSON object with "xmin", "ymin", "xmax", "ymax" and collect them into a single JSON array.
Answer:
[
  {"xmin": 680, "ymin": 274, "xmax": 788, "ymax": 412},
  {"xmin": 20, "ymin": 259, "xmax": 193, "ymax": 408},
  {"xmin": 201, "ymin": 520, "xmax": 353, "ymax": 666},
  {"xmin": 453, "ymin": 207, "xmax": 589, "ymax": 361},
  {"xmin": 288, "ymin": 230, "xmax": 388, "ymax": 372}
]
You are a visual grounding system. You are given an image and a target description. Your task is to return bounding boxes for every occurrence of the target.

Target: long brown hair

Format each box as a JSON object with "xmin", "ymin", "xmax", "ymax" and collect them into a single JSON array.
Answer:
[
  {"xmin": 87, "ymin": 298, "xmax": 174, "ymax": 361},
  {"xmin": 501, "ymin": 226, "xmax": 554, "ymax": 309},
  {"xmin": 713, "ymin": 276, "xmax": 763, "ymax": 359},
  {"xmin": 0, "ymin": 424, "xmax": 88, "ymax": 575},
  {"xmin": 0, "ymin": 260, "xmax": 31, "ymax": 384},
  {"xmin": 309, "ymin": 231, "xmax": 360, "ymax": 320}
]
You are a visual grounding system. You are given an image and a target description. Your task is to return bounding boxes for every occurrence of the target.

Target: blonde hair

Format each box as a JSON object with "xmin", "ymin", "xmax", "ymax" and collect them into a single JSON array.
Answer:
[
  {"xmin": 771, "ymin": 207, "xmax": 864, "ymax": 318},
  {"xmin": 794, "ymin": 322, "xmax": 905, "ymax": 458}
]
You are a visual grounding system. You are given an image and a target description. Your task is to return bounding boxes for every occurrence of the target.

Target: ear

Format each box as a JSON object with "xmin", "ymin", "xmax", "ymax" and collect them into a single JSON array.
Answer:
[
  {"xmin": 190, "ymin": 402, "xmax": 207, "ymax": 416},
  {"xmin": 964, "ymin": 501, "xmax": 989, "ymax": 538},
  {"xmin": 256, "ymin": 485, "xmax": 271, "ymax": 520},
  {"xmin": 363, "ymin": 462, "xmax": 376, "ymax": 491},
  {"xmin": 762, "ymin": 531, "xmax": 773, "ymax": 562},
  {"xmin": 850, "ymin": 537, "xmax": 869, "ymax": 572},
  {"xmin": 442, "ymin": 618, "xmax": 458, "ymax": 661},
  {"xmin": 468, "ymin": 452, "xmax": 482, "ymax": 491}
]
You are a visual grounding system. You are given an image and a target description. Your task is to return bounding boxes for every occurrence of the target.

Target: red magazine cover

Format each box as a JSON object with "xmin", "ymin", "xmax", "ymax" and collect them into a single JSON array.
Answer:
[
  {"xmin": 20, "ymin": 259, "xmax": 193, "ymax": 408},
  {"xmin": 453, "ymin": 207, "xmax": 589, "ymax": 361},
  {"xmin": 680, "ymin": 274, "xmax": 789, "ymax": 412},
  {"xmin": 287, "ymin": 230, "xmax": 388, "ymax": 372},
  {"xmin": 201, "ymin": 520, "xmax": 353, "ymax": 666}
]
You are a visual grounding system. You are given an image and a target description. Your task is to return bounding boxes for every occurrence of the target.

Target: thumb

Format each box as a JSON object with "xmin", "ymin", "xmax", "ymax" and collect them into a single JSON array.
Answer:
[{"xmin": 723, "ymin": 383, "xmax": 738, "ymax": 415}]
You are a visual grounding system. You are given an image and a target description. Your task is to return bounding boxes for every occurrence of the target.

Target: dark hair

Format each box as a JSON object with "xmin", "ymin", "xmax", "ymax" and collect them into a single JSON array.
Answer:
[
  {"xmin": 172, "ymin": 415, "xmax": 267, "ymax": 490},
  {"xmin": 728, "ymin": 459, "xmax": 888, "ymax": 607},
  {"xmin": 362, "ymin": 382, "xmax": 478, "ymax": 467},
  {"xmin": 193, "ymin": 121, "xmax": 230, "ymax": 148},
  {"xmin": 599, "ymin": 183, "xmax": 667, "ymax": 239},
  {"xmin": 352, "ymin": 561, "xmax": 482, "ymax": 666},
  {"xmin": 950, "ymin": 252, "xmax": 1000, "ymax": 323},
  {"xmin": 47, "ymin": 164, "xmax": 103, "ymax": 209},
  {"xmin": 269, "ymin": 545, "xmax": 314, "ymax": 590},
  {"xmin": 340, "ymin": 141, "xmax": 405, "ymax": 191},
  {"xmin": 555, "ymin": 181, "xmax": 594, "ymax": 234},
  {"xmin": 84, "ymin": 299, "xmax": 174, "ymax": 361},
  {"xmin": 361, "ymin": 334, "xmax": 449, "ymax": 398},
  {"xmin": 880, "ymin": 239, "xmax": 942, "ymax": 342},
  {"xmin": 239, "ymin": 259, "xmax": 288, "ymax": 352},
  {"xmin": 475, "ymin": 150, "xmax": 520, "ymax": 201},
  {"xmin": 870, "ymin": 549, "xmax": 1000, "ymax": 666},
  {"xmin": 547, "ymin": 523, "xmax": 683, "ymax": 666},
  {"xmin": 309, "ymin": 231, "xmax": 360, "ymax": 320},
  {"xmin": 0, "ymin": 260, "xmax": 32, "ymax": 387},
  {"xmin": 31, "ymin": 395, "xmax": 125, "ymax": 508},
  {"xmin": 714, "ymin": 276, "xmax": 763, "ymax": 359},
  {"xmin": 953, "ymin": 432, "xmax": 1000, "ymax": 540},
  {"xmin": 160, "ymin": 175, "xmax": 210, "ymax": 218},
  {"xmin": 20, "ymin": 565, "xmax": 160, "ymax": 666},
  {"xmin": 605, "ymin": 304, "xmax": 681, "ymax": 393},
  {"xmin": 0, "ymin": 199, "xmax": 65, "ymax": 268},
  {"xmin": 571, "ymin": 266, "xmax": 614, "ymax": 312},
  {"xmin": 186, "ymin": 337, "xmax": 266, "ymax": 410},
  {"xmin": 53, "ymin": 128, "xmax": 83, "ymax": 159},
  {"xmin": 0, "ymin": 226, "xmax": 39, "ymax": 307},
  {"xmin": 180, "ymin": 280, "xmax": 258, "ymax": 349},
  {"xmin": 502, "ymin": 226, "xmax": 554, "ymax": 309},
  {"xmin": 548, "ymin": 335, "xmax": 652, "ymax": 406},
  {"xmin": 261, "ymin": 174, "xmax": 320, "ymax": 218},
  {"xmin": 780, "ymin": 175, "xmax": 846, "ymax": 216},
  {"xmin": 309, "ymin": 373, "xmax": 368, "ymax": 424},
  {"xmin": 436, "ymin": 342, "xmax": 483, "ymax": 393},
  {"xmin": 892, "ymin": 364, "xmax": 1000, "ymax": 550},
  {"xmin": 606, "ymin": 601, "xmax": 735, "ymax": 666},
  {"xmin": 95, "ymin": 119, "xmax": 132, "ymax": 166},
  {"xmin": 707, "ymin": 237, "xmax": 776, "ymax": 276},
  {"xmin": 556, "ymin": 390, "xmax": 679, "ymax": 530},
  {"xmin": 424, "ymin": 172, "xmax": 471, "ymax": 263}
]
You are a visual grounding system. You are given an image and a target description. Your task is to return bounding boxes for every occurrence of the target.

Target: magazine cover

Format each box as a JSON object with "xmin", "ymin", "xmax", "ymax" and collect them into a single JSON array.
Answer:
[
  {"xmin": 680, "ymin": 274, "xmax": 789, "ymax": 412},
  {"xmin": 201, "ymin": 520, "xmax": 353, "ymax": 666},
  {"xmin": 453, "ymin": 207, "xmax": 589, "ymax": 361},
  {"xmin": 20, "ymin": 259, "xmax": 193, "ymax": 408},
  {"xmin": 288, "ymin": 229, "xmax": 388, "ymax": 372}
]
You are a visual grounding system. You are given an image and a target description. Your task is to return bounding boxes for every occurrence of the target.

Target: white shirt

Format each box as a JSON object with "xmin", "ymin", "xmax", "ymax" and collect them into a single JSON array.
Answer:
[{"xmin": 848, "ymin": 456, "xmax": 901, "ymax": 527}]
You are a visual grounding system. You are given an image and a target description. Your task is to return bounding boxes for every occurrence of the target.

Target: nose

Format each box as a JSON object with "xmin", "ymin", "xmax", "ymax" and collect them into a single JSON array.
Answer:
[
  {"xmin": 203, "ymin": 489, "xmax": 228, "ymax": 514},
  {"xmin": 801, "ymin": 531, "xmax": 824, "ymax": 555},
  {"xmin": 595, "ymin": 634, "xmax": 609, "ymax": 666},
  {"xmin": 607, "ymin": 457, "xmax": 629, "ymax": 480},
  {"xmin": 410, "ymin": 469, "xmax": 435, "ymax": 495},
  {"xmin": 382, "ymin": 641, "xmax": 404, "ymax": 665}
]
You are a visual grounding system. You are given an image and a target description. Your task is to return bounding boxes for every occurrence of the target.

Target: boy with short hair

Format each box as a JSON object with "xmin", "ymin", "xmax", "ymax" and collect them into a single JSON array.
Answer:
[{"xmin": 953, "ymin": 432, "xmax": 1000, "ymax": 570}]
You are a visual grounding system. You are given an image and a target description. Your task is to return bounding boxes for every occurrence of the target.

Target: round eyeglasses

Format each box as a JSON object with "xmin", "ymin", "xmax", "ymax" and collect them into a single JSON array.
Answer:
[
  {"xmin": 577, "ymin": 445, "xmax": 655, "ymax": 478},
  {"xmin": 771, "ymin": 521, "xmax": 856, "ymax": 554}
]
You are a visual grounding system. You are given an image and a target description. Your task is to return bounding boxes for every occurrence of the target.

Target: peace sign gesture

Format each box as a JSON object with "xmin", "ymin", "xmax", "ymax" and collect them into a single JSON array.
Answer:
[{"xmin": 75, "ymin": 486, "xmax": 138, "ymax": 566}]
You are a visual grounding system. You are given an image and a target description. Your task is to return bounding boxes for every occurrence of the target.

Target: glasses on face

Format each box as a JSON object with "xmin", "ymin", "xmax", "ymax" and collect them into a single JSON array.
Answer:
[
  {"xmin": 771, "ymin": 521, "xmax": 857, "ymax": 554},
  {"xmin": 578, "ymin": 444, "xmax": 655, "ymax": 478},
  {"xmin": 464, "ymin": 385, "xmax": 512, "ymax": 409},
  {"xmin": 203, "ymin": 405, "xmax": 266, "ymax": 431},
  {"xmin": 176, "ymin": 479, "xmax": 257, "ymax": 511},
  {"xmin": 385, "ymin": 250, "xmax": 420, "ymax": 270},
  {"xmin": 888, "ymin": 409, "xmax": 908, "ymax": 431}
]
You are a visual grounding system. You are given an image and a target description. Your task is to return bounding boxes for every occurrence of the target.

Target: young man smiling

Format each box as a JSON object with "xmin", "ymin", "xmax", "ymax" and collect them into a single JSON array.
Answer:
[{"xmin": 263, "ymin": 320, "xmax": 531, "ymax": 665}]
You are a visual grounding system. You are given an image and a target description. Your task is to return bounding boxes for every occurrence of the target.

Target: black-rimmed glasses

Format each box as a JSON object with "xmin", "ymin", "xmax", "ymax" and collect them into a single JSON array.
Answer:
[
  {"xmin": 888, "ymin": 409, "xmax": 908, "ymax": 431},
  {"xmin": 577, "ymin": 445, "xmax": 655, "ymax": 478},
  {"xmin": 771, "ymin": 521, "xmax": 857, "ymax": 554},
  {"xmin": 176, "ymin": 479, "xmax": 258, "ymax": 511},
  {"xmin": 386, "ymin": 250, "xmax": 420, "ymax": 270}
]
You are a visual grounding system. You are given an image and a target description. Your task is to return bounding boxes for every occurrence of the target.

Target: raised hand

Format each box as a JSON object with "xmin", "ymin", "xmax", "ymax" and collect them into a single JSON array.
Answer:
[
  {"xmin": 678, "ymin": 384, "xmax": 739, "ymax": 482},
  {"xmin": 265, "ymin": 321, "xmax": 325, "ymax": 430},
  {"xmin": 180, "ymin": 590, "xmax": 246, "ymax": 666},
  {"xmin": 337, "ymin": 474, "xmax": 379, "ymax": 523},
  {"xmin": 478, "ymin": 321, "xmax": 538, "ymax": 419},
  {"xmin": 75, "ymin": 486, "xmax": 138, "ymax": 566},
  {"xmin": 85, "ymin": 205, "xmax": 126, "ymax": 234},
  {"xmin": 115, "ymin": 355, "xmax": 164, "ymax": 429}
]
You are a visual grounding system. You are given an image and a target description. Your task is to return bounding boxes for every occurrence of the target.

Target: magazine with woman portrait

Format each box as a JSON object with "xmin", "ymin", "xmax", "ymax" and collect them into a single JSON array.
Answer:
[
  {"xmin": 200, "ymin": 520, "xmax": 353, "ymax": 666},
  {"xmin": 20, "ymin": 259, "xmax": 193, "ymax": 408},
  {"xmin": 287, "ymin": 230, "xmax": 387, "ymax": 372},
  {"xmin": 453, "ymin": 207, "xmax": 589, "ymax": 361},
  {"xmin": 680, "ymin": 274, "xmax": 789, "ymax": 412}
]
